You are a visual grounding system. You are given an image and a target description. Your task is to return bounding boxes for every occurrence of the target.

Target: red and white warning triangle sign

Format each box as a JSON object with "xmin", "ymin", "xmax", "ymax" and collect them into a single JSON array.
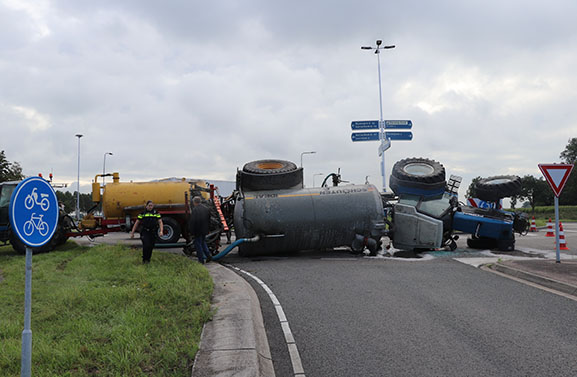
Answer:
[{"xmin": 538, "ymin": 163, "xmax": 574, "ymax": 197}]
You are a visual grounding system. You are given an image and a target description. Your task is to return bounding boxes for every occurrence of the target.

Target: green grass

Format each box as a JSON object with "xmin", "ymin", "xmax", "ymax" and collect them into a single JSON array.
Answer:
[
  {"xmin": 0, "ymin": 242, "xmax": 213, "ymax": 377},
  {"xmin": 508, "ymin": 205, "xmax": 577, "ymax": 227}
]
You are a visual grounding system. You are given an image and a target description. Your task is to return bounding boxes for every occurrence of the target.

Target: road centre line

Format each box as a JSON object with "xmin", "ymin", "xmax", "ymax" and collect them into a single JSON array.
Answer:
[{"xmin": 226, "ymin": 265, "xmax": 306, "ymax": 377}]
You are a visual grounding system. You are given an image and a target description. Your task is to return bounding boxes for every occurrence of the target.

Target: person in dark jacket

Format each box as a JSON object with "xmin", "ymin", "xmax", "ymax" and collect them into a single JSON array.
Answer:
[
  {"xmin": 130, "ymin": 200, "xmax": 163, "ymax": 264},
  {"xmin": 190, "ymin": 196, "xmax": 212, "ymax": 264}
]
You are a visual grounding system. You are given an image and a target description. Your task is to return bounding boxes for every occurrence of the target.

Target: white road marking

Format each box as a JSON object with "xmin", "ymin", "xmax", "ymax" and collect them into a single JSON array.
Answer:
[{"xmin": 227, "ymin": 265, "xmax": 306, "ymax": 377}]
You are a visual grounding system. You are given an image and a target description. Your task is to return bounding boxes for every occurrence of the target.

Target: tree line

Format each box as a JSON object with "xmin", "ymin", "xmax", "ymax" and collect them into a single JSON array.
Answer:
[
  {"xmin": 3, "ymin": 139, "xmax": 577, "ymax": 214},
  {"xmin": 466, "ymin": 138, "xmax": 577, "ymax": 211},
  {"xmin": 1, "ymin": 150, "xmax": 94, "ymax": 214}
]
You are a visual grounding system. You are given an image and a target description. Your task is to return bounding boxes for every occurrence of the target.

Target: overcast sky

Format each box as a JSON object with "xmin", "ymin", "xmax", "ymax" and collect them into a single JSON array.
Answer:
[{"xmin": 2, "ymin": 0, "xmax": 576, "ymax": 196}]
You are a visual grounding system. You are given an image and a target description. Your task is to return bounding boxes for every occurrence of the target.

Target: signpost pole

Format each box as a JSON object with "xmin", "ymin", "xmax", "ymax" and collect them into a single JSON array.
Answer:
[
  {"xmin": 376, "ymin": 50, "xmax": 387, "ymax": 192},
  {"xmin": 554, "ymin": 196, "xmax": 560, "ymax": 263},
  {"xmin": 21, "ymin": 247, "xmax": 33, "ymax": 377}
]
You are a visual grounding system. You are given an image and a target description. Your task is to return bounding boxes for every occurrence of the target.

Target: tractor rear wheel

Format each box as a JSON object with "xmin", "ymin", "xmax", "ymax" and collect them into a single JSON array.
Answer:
[
  {"xmin": 390, "ymin": 158, "xmax": 446, "ymax": 196},
  {"xmin": 474, "ymin": 175, "xmax": 521, "ymax": 202}
]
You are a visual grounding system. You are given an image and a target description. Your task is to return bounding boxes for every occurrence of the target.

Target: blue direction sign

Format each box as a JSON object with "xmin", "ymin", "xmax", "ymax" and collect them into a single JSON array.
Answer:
[
  {"xmin": 351, "ymin": 132, "xmax": 380, "ymax": 142},
  {"xmin": 351, "ymin": 120, "xmax": 380, "ymax": 130},
  {"xmin": 385, "ymin": 131, "xmax": 413, "ymax": 141},
  {"xmin": 9, "ymin": 177, "xmax": 58, "ymax": 247},
  {"xmin": 384, "ymin": 120, "xmax": 412, "ymax": 129}
]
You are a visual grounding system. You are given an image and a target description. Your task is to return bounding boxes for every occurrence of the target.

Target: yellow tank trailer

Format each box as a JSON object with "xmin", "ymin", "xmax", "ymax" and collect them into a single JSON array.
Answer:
[{"xmin": 82, "ymin": 172, "xmax": 210, "ymax": 243}]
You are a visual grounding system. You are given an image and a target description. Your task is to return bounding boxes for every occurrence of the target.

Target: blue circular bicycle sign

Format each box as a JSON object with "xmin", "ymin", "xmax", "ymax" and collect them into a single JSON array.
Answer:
[{"xmin": 9, "ymin": 176, "xmax": 59, "ymax": 247}]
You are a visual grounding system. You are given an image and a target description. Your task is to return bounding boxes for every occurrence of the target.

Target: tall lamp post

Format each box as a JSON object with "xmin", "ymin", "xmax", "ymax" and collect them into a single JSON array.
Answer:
[
  {"xmin": 102, "ymin": 152, "xmax": 113, "ymax": 186},
  {"xmin": 300, "ymin": 151, "xmax": 316, "ymax": 168},
  {"xmin": 313, "ymin": 173, "xmax": 324, "ymax": 187},
  {"xmin": 361, "ymin": 40, "xmax": 395, "ymax": 192},
  {"xmin": 75, "ymin": 134, "xmax": 83, "ymax": 221}
]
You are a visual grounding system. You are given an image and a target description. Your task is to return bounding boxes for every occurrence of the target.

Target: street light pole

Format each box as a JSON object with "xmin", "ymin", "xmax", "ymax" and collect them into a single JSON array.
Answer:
[
  {"xmin": 361, "ymin": 40, "xmax": 395, "ymax": 192},
  {"xmin": 75, "ymin": 134, "xmax": 83, "ymax": 221},
  {"xmin": 103, "ymin": 152, "xmax": 113, "ymax": 186}
]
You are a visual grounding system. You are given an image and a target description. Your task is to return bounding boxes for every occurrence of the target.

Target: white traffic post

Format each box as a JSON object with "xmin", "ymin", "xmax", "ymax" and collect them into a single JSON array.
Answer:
[{"xmin": 554, "ymin": 196, "xmax": 561, "ymax": 263}]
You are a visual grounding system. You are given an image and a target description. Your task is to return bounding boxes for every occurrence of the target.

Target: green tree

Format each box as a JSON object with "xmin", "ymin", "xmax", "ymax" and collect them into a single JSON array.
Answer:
[
  {"xmin": 559, "ymin": 137, "xmax": 577, "ymax": 205},
  {"xmin": 0, "ymin": 150, "xmax": 24, "ymax": 182},
  {"xmin": 512, "ymin": 175, "xmax": 553, "ymax": 213},
  {"xmin": 466, "ymin": 176, "xmax": 482, "ymax": 199},
  {"xmin": 55, "ymin": 191, "xmax": 94, "ymax": 214},
  {"xmin": 560, "ymin": 137, "xmax": 577, "ymax": 164}
]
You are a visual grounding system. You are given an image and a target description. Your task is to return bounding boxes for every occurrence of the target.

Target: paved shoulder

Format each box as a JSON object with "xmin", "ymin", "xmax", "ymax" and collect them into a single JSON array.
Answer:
[
  {"xmin": 489, "ymin": 259, "xmax": 577, "ymax": 297},
  {"xmin": 192, "ymin": 263, "xmax": 275, "ymax": 377}
]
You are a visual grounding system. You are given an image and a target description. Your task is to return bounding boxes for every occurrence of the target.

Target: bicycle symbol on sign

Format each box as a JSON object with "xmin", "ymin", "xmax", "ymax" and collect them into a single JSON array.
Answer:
[
  {"xmin": 24, "ymin": 187, "xmax": 50, "ymax": 211},
  {"xmin": 23, "ymin": 213, "xmax": 49, "ymax": 237}
]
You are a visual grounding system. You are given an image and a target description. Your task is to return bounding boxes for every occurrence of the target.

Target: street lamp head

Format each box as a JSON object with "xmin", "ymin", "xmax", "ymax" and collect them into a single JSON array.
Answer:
[
  {"xmin": 376, "ymin": 39, "xmax": 382, "ymax": 46},
  {"xmin": 361, "ymin": 46, "xmax": 373, "ymax": 50},
  {"xmin": 75, "ymin": 134, "xmax": 83, "ymax": 138}
]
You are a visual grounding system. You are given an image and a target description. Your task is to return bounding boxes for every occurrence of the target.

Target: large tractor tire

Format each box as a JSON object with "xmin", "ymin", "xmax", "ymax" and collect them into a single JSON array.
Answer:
[
  {"xmin": 474, "ymin": 175, "xmax": 522, "ymax": 202},
  {"xmin": 390, "ymin": 158, "xmax": 446, "ymax": 197},
  {"xmin": 157, "ymin": 217, "xmax": 181, "ymax": 244},
  {"xmin": 237, "ymin": 159, "xmax": 303, "ymax": 191}
]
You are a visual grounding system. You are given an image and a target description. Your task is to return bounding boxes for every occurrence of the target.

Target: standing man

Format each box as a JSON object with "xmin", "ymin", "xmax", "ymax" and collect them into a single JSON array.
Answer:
[
  {"xmin": 190, "ymin": 196, "xmax": 212, "ymax": 264},
  {"xmin": 130, "ymin": 200, "xmax": 163, "ymax": 264}
]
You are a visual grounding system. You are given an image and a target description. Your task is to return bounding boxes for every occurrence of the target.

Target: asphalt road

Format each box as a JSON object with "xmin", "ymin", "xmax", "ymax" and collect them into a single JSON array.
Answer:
[{"xmin": 227, "ymin": 234, "xmax": 577, "ymax": 377}]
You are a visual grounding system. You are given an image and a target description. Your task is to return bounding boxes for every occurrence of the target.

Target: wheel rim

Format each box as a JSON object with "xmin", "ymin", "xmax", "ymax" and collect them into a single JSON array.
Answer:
[
  {"xmin": 256, "ymin": 162, "xmax": 284, "ymax": 170},
  {"xmin": 403, "ymin": 163, "xmax": 435, "ymax": 176},
  {"xmin": 160, "ymin": 225, "xmax": 174, "ymax": 241}
]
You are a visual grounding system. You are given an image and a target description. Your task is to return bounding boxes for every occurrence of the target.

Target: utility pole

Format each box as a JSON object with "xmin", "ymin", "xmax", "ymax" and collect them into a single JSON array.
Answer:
[{"xmin": 75, "ymin": 134, "xmax": 83, "ymax": 221}]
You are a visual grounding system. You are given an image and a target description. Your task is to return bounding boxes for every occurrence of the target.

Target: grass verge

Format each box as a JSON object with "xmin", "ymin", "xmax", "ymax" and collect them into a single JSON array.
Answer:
[
  {"xmin": 509, "ymin": 205, "xmax": 577, "ymax": 227},
  {"xmin": 0, "ymin": 242, "xmax": 213, "ymax": 377}
]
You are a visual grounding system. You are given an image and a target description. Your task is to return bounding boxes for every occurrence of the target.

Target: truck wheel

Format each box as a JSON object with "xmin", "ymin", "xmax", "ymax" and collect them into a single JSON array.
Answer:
[
  {"xmin": 157, "ymin": 217, "xmax": 181, "ymax": 244},
  {"xmin": 474, "ymin": 175, "xmax": 522, "ymax": 202},
  {"xmin": 238, "ymin": 159, "xmax": 303, "ymax": 191},
  {"xmin": 466, "ymin": 236, "xmax": 497, "ymax": 250},
  {"xmin": 390, "ymin": 158, "xmax": 446, "ymax": 196}
]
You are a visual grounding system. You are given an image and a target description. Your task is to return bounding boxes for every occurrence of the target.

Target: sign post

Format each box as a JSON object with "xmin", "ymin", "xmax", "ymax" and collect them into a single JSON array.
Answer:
[
  {"xmin": 538, "ymin": 163, "xmax": 574, "ymax": 263},
  {"xmin": 351, "ymin": 120, "xmax": 413, "ymax": 192},
  {"xmin": 9, "ymin": 177, "xmax": 58, "ymax": 377}
]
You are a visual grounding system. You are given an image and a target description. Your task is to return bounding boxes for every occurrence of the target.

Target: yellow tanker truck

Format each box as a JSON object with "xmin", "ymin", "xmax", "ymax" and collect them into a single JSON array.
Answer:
[{"xmin": 72, "ymin": 172, "xmax": 227, "ymax": 245}]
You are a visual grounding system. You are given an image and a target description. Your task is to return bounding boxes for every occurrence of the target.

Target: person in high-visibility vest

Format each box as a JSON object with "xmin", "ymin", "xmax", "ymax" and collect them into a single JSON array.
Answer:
[{"xmin": 130, "ymin": 200, "xmax": 164, "ymax": 264}]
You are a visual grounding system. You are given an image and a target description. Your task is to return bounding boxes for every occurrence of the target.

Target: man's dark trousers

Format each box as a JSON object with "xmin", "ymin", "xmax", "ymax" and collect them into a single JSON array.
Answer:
[{"xmin": 194, "ymin": 235, "xmax": 211, "ymax": 263}]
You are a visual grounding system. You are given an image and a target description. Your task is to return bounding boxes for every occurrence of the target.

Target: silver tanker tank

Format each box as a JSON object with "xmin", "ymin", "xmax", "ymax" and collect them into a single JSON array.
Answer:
[{"xmin": 234, "ymin": 184, "xmax": 385, "ymax": 256}]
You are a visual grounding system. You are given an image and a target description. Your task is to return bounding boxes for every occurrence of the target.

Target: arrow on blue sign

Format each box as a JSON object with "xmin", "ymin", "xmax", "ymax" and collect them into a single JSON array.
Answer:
[
  {"xmin": 351, "ymin": 132, "xmax": 380, "ymax": 142},
  {"xmin": 384, "ymin": 120, "xmax": 412, "ymax": 129},
  {"xmin": 385, "ymin": 131, "xmax": 413, "ymax": 141},
  {"xmin": 351, "ymin": 120, "xmax": 380, "ymax": 130}
]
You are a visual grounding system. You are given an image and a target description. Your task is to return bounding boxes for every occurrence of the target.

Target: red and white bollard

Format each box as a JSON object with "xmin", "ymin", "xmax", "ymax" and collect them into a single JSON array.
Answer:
[
  {"xmin": 545, "ymin": 218, "xmax": 555, "ymax": 237},
  {"xmin": 529, "ymin": 217, "xmax": 537, "ymax": 232},
  {"xmin": 559, "ymin": 223, "xmax": 570, "ymax": 250}
]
